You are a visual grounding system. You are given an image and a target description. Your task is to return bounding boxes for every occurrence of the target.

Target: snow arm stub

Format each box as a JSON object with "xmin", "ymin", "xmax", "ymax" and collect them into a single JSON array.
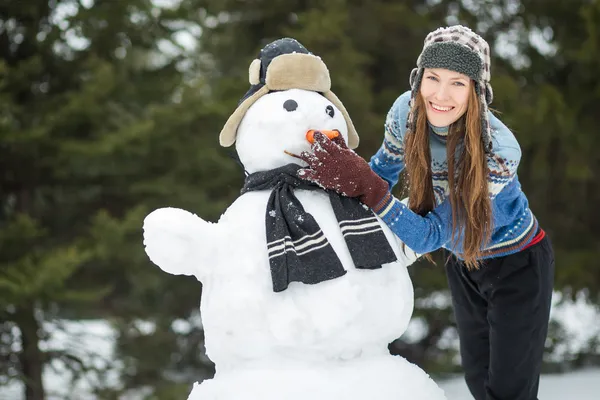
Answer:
[{"xmin": 143, "ymin": 207, "xmax": 223, "ymax": 280}]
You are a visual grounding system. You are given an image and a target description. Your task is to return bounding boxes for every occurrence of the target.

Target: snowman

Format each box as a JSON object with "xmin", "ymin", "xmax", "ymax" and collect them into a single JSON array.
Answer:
[{"xmin": 143, "ymin": 38, "xmax": 447, "ymax": 400}]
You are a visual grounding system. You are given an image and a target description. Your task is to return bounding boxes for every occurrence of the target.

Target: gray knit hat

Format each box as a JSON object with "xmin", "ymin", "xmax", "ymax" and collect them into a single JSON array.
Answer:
[{"xmin": 407, "ymin": 25, "xmax": 493, "ymax": 151}]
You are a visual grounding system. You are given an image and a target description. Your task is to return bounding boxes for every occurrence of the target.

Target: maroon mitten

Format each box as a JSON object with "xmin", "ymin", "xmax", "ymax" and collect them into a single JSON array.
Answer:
[{"xmin": 298, "ymin": 131, "xmax": 389, "ymax": 208}]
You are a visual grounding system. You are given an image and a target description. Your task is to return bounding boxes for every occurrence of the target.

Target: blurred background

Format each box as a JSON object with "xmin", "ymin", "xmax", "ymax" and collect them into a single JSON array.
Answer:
[{"xmin": 1, "ymin": 0, "xmax": 599, "ymax": 399}]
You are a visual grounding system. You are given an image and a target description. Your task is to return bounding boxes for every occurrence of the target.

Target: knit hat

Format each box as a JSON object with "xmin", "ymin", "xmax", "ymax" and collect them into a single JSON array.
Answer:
[
  {"xmin": 407, "ymin": 25, "xmax": 493, "ymax": 152},
  {"xmin": 219, "ymin": 38, "xmax": 359, "ymax": 149}
]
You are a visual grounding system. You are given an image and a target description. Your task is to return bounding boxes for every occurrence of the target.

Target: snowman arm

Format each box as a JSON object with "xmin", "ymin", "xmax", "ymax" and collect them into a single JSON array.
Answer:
[
  {"xmin": 372, "ymin": 196, "xmax": 452, "ymax": 254},
  {"xmin": 143, "ymin": 207, "xmax": 223, "ymax": 279}
]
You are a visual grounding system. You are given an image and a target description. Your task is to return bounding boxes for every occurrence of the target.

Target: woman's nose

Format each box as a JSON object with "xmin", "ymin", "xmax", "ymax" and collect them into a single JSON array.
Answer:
[{"xmin": 433, "ymin": 84, "xmax": 450, "ymax": 101}]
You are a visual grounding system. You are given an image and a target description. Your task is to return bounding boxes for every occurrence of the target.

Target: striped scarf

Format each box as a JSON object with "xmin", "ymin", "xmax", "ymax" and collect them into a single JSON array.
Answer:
[{"xmin": 241, "ymin": 163, "xmax": 397, "ymax": 293}]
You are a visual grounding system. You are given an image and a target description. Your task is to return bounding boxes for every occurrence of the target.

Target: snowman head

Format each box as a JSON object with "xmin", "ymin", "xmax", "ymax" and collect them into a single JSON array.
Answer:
[
  {"xmin": 235, "ymin": 89, "xmax": 348, "ymax": 173},
  {"xmin": 219, "ymin": 38, "xmax": 359, "ymax": 157}
]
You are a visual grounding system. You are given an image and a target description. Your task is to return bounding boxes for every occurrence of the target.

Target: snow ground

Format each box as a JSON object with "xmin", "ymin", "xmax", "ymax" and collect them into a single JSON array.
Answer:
[
  {"xmin": 2, "ymin": 368, "xmax": 599, "ymax": 400},
  {"xmin": 1, "ymin": 292, "xmax": 598, "ymax": 399},
  {"xmin": 438, "ymin": 368, "xmax": 600, "ymax": 400}
]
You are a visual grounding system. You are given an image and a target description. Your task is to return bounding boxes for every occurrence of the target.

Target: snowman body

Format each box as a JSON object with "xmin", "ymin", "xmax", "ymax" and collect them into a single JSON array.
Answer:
[{"xmin": 143, "ymin": 89, "xmax": 447, "ymax": 399}]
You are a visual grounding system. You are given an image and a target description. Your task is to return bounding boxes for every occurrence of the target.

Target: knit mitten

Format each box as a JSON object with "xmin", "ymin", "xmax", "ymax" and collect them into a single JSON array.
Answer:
[{"xmin": 297, "ymin": 131, "xmax": 389, "ymax": 208}]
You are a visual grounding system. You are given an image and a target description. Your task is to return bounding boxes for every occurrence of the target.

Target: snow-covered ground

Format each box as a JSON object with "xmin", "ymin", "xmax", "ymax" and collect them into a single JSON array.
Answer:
[
  {"xmin": 439, "ymin": 368, "xmax": 600, "ymax": 400},
  {"xmin": 2, "ymin": 367, "xmax": 599, "ymax": 400},
  {"xmin": 1, "ymin": 291, "xmax": 599, "ymax": 399}
]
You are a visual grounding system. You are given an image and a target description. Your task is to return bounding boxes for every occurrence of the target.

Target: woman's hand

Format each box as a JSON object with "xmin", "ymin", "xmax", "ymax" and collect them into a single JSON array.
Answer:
[{"xmin": 297, "ymin": 131, "xmax": 389, "ymax": 208}]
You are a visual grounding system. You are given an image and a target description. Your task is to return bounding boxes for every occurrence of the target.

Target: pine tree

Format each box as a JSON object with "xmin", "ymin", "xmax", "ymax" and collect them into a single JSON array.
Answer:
[{"xmin": 0, "ymin": 1, "xmax": 231, "ymax": 397}]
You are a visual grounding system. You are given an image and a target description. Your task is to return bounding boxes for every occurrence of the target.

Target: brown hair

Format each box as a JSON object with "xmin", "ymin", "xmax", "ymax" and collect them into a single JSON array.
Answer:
[{"xmin": 403, "ymin": 85, "xmax": 492, "ymax": 269}]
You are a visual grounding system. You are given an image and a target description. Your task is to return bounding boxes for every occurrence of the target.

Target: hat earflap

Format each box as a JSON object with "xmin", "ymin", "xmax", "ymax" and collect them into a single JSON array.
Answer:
[
  {"xmin": 484, "ymin": 82, "xmax": 493, "ymax": 105},
  {"xmin": 407, "ymin": 68, "xmax": 424, "ymax": 133},
  {"xmin": 473, "ymin": 81, "xmax": 493, "ymax": 153},
  {"xmin": 409, "ymin": 67, "xmax": 419, "ymax": 88},
  {"xmin": 249, "ymin": 59, "xmax": 261, "ymax": 85}
]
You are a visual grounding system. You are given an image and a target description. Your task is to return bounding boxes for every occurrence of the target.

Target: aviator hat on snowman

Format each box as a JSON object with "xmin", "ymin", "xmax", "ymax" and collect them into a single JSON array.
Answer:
[
  {"xmin": 408, "ymin": 25, "xmax": 494, "ymax": 152},
  {"xmin": 219, "ymin": 38, "xmax": 359, "ymax": 149}
]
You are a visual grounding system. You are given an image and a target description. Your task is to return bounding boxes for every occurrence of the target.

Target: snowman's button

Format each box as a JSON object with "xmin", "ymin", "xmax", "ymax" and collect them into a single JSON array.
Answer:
[{"xmin": 283, "ymin": 99, "xmax": 298, "ymax": 112}]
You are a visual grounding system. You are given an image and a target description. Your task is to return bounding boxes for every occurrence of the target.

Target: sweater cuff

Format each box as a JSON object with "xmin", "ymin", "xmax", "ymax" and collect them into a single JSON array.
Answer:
[{"xmin": 372, "ymin": 191, "xmax": 397, "ymax": 217}]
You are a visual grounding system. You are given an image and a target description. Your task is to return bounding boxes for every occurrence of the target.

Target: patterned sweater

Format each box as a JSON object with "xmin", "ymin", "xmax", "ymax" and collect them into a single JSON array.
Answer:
[{"xmin": 369, "ymin": 91, "xmax": 539, "ymax": 259}]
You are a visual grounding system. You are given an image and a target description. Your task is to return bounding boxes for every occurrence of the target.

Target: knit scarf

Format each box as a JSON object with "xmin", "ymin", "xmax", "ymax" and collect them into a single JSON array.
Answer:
[{"xmin": 241, "ymin": 163, "xmax": 397, "ymax": 293}]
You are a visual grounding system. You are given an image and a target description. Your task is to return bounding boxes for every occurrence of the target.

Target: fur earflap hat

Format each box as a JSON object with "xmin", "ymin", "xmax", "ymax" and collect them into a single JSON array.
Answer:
[
  {"xmin": 407, "ymin": 25, "xmax": 494, "ymax": 151},
  {"xmin": 219, "ymin": 38, "xmax": 359, "ymax": 149}
]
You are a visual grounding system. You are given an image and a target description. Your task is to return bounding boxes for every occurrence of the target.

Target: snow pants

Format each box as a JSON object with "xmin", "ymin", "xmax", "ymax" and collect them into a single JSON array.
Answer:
[{"xmin": 445, "ymin": 234, "xmax": 555, "ymax": 400}]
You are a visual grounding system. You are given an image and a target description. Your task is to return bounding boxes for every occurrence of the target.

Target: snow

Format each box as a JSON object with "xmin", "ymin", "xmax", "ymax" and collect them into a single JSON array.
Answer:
[
  {"xmin": 535, "ymin": 369, "xmax": 600, "ymax": 399},
  {"xmin": 2, "ymin": 317, "xmax": 599, "ymax": 400},
  {"xmin": 188, "ymin": 356, "xmax": 444, "ymax": 400},
  {"xmin": 548, "ymin": 291, "xmax": 600, "ymax": 361},
  {"xmin": 3, "ymin": 290, "xmax": 597, "ymax": 399},
  {"xmin": 0, "ymin": 320, "xmax": 124, "ymax": 400},
  {"xmin": 438, "ymin": 368, "xmax": 600, "ymax": 400},
  {"xmin": 234, "ymin": 88, "xmax": 350, "ymax": 174}
]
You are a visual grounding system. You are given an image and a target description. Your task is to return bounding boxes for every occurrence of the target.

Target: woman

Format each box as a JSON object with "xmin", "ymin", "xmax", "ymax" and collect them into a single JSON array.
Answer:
[{"xmin": 298, "ymin": 25, "xmax": 554, "ymax": 400}]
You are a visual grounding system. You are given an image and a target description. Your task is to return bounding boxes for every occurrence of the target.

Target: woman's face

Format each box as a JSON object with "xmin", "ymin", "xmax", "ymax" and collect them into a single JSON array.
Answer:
[{"xmin": 419, "ymin": 68, "xmax": 472, "ymax": 127}]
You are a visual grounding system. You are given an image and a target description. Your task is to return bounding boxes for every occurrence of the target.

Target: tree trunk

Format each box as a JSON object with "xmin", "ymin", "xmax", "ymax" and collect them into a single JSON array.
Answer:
[{"xmin": 16, "ymin": 305, "xmax": 45, "ymax": 400}]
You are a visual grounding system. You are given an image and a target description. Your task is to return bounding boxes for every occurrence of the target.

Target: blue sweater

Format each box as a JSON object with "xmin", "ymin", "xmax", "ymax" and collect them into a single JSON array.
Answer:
[{"xmin": 369, "ymin": 91, "xmax": 538, "ymax": 258}]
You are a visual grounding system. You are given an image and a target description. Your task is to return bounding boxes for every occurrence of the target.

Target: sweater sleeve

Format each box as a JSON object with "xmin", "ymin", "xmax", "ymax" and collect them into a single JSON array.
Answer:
[
  {"xmin": 369, "ymin": 91, "xmax": 412, "ymax": 190},
  {"xmin": 371, "ymin": 193, "xmax": 453, "ymax": 254},
  {"xmin": 487, "ymin": 112, "xmax": 522, "ymax": 199}
]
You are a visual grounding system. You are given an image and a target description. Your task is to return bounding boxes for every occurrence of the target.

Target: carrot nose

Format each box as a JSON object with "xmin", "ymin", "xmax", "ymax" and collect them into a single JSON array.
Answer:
[{"xmin": 306, "ymin": 129, "xmax": 340, "ymax": 144}]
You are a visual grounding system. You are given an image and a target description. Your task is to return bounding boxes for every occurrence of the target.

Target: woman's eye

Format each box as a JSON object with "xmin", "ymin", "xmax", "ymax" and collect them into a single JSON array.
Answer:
[
  {"xmin": 426, "ymin": 76, "xmax": 438, "ymax": 82},
  {"xmin": 453, "ymin": 81, "xmax": 466, "ymax": 86}
]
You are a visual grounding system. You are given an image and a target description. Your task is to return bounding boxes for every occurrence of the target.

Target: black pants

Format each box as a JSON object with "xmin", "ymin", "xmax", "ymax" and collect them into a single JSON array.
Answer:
[{"xmin": 445, "ymin": 235, "xmax": 555, "ymax": 400}]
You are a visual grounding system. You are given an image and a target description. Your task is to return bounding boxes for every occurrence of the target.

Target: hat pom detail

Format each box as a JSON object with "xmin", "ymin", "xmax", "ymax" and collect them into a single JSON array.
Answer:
[{"xmin": 249, "ymin": 59, "xmax": 261, "ymax": 85}]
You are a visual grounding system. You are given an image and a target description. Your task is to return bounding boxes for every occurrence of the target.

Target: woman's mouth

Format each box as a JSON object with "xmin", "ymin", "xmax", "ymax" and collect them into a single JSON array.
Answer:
[{"xmin": 430, "ymin": 102, "xmax": 454, "ymax": 112}]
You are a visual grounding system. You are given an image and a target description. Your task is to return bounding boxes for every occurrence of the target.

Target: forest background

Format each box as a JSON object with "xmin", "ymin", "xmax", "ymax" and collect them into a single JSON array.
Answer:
[{"xmin": 1, "ymin": 0, "xmax": 599, "ymax": 399}]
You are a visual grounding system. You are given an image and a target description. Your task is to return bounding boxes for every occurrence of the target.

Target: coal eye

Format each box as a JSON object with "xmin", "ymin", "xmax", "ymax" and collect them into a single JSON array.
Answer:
[
  {"xmin": 325, "ymin": 105, "xmax": 335, "ymax": 118},
  {"xmin": 283, "ymin": 99, "xmax": 298, "ymax": 112}
]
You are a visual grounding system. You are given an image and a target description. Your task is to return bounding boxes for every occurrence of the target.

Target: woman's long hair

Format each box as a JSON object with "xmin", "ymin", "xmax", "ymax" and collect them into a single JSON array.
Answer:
[{"xmin": 403, "ymin": 85, "xmax": 492, "ymax": 270}]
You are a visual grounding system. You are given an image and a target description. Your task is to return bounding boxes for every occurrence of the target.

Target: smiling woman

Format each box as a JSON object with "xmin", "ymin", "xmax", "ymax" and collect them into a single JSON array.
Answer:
[{"xmin": 296, "ymin": 24, "xmax": 555, "ymax": 400}]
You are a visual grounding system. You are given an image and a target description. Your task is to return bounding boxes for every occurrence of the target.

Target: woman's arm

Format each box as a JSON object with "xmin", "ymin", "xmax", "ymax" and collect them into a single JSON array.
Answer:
[
  {"xmin": 298, "ymin": 131, "xmax": 454, "ymax": 255},
  {"xmin": 372, "ymin": 193, "xmax": 453, "ymax": 254}
]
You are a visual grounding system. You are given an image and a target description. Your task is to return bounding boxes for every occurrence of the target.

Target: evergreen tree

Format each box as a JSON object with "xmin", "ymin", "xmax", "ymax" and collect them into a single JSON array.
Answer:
[{"xmin": 0, "ymin": 1, "xmax": 229, "ymax": 397}]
